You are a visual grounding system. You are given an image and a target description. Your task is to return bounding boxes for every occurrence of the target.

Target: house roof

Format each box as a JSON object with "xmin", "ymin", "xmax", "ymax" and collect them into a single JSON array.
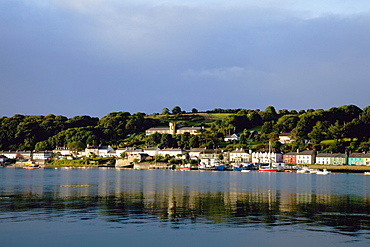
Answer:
[
  {"xmin": 284, "ymin": 152, "xmax": 298, "ymax": 155},
  {"xmin": 279, "ymin": 133, "xmax": 291, "ymax": 137},
  {"xmin": 160, "ymin": 148, "xmax": 183, "ymax": 152},
  {"xmin": 349, "ymin": 153, "xmax": 367, "ymax": 158},
  {"xmin": 179, "ymin": 126, "xmax": 202, "ymax": 130},
  {"xmin": 230, "ymin": 149, "xmax": 248, "ymax": 153},
  {"xmin": 144, "ymin": 147, "xmax": 159, "ymax": 150},
  {"xmin": 200, "ymin": 150, "xmax": 222, "ymax": 154},
  {"xmin": 316, "ymin": 153, "xmax": 347, "ymax": 158},
  {"xmin": 146, "ymin": 127, "xmax": 170, "ymax": 131},
  {"xmin": 296, "ymin": 150, "xmax": 315, "ymax": 155},
  {"xmin": 188, "ymin": 148, "xmax": 206, "ymax": 152}
]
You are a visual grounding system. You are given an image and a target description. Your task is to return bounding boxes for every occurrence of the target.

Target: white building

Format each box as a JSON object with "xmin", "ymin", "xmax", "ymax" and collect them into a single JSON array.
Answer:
[
  {"xmin": 33, "ymin": 151, "xmax": 52, "ymax": 160},
  {"xmin": 158, "ymin": 148, "xmax": 184, "ymax": 158},
  {"xmin": 296, "ymin": 150, "xmax": 315, "ymax": 164},
  {"xmin": 188, "ymin": 148, "xmax": 206, "ymax": 160},
  {"xmin": 116, "ymin": 147, "xmax": 143, "ymax": 157},
  {"xmin": 85, "ymin": 145, "xmax": 115, "ymax": 157},
  {"xmin": 251, "ymin": 151, "xmax": 283, "ymax": 164},
  {"xmin": 224, "ymin": 134, "xmax": 240, "ymax": 142},
  {"xmin": 143, "ymin": 147, "xmax": 160, "ymax": 156},
  {"xmin": 279, "ymin": 133, "xmax": 293, "ymax": 144},
  {"xmin": 53, "ymin": 147, "xmax": 73, "ymax": 156},
  {"xmin": 229, "ymin": 149, "xmax": 251, "ymax": 163}
]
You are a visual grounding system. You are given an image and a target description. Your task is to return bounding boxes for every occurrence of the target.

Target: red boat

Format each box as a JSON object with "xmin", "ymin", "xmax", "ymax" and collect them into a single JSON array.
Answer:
[
  {"xmin": 179, "ymin": 167, "xmax": 191, "ymax": 171},
  {"xmin": 258, "ymin": 167, "xmax": 278, "ymax": 172}
]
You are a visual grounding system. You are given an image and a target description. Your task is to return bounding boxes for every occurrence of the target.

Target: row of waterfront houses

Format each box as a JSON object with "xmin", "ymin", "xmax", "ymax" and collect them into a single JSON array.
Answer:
[{"xmin": 1, "ymin": 146, "xmax": 369, "ymax": 166}]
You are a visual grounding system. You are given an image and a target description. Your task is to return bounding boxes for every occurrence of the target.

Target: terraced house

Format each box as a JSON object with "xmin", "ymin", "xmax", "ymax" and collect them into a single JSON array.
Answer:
[{"xmin": 315, "ymin": 153, "xmax": 347, "ymax": 165}]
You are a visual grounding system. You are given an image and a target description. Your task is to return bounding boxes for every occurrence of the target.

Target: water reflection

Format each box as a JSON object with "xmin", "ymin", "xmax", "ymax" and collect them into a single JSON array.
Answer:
[{"xmin": 1, "ymin": 169, "xmax": 370, "ymax": 238}]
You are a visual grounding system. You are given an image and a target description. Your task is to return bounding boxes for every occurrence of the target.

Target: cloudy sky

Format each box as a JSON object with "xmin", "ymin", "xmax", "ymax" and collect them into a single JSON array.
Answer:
[{"xmin": 1, "ymin": 0, "xmax": 370, "ymax": 117}]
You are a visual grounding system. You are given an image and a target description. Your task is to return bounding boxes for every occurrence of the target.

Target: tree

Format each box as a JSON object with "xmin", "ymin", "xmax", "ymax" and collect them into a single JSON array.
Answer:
[
  {"xmin": 172, "ymin": 106, "xmax": 182, "ymax": 114},
  {"xmin": 191, "ymin": 108, "xmax": 198, "ymax": 113},
  {"xmin": 67, "ymin": 141, "xmax": 86, "ymax": 156},
  {"xmin": 35, "ymin": 141, "xmax": 51, "ymax": 151},
  {"xmin": 218, "ymin": 153, "xmax": 224, "ymax": 161},
  {"xmin": 307, "ymin": 121, "xmax": 328, "ymax": 144},
  {"xmin": 328, "ymin": 121, "xmax": 345, "ymax": 142},
  {"xmin": 159, "ymin": 134, "xmax": 174, "ymax": 149},
  {"xmin": 189, "ymin": 135, "xmax": 200, "ymax": 148},
  {"xmin": 274, "ymin": 115, "xmax": 299, "ymax": 133},
  {"xmin": 260, "ymin": 106, "xmax": 278, "ymax": 121},
  {"xmin": 162, "ymin": 108, "xmax": 170, "ymax": 115}
]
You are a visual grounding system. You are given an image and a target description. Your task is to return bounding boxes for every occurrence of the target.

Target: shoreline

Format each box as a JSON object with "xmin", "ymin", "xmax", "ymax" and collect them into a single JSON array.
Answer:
[{"xmin": 298, "ymin": 164, "xmax": 370, "ymax": 173}]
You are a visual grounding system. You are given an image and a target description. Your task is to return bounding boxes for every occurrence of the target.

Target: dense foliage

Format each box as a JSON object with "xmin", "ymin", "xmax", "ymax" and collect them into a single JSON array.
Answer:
[{"xmin": 1, "ymin": 105, "xmax": 370, "ymax": 153}]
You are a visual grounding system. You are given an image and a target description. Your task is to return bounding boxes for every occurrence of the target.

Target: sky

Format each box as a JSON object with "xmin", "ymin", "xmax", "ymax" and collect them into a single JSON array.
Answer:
[{"xmin": 1, "ymin": 0, "xmax": 370, "ymax": 118}]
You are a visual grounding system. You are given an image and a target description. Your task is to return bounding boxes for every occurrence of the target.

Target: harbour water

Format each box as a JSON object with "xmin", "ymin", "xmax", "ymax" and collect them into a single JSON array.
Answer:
[{"xmin": 1, "ymin": 168, "xmax": 370, "ymax": 246}]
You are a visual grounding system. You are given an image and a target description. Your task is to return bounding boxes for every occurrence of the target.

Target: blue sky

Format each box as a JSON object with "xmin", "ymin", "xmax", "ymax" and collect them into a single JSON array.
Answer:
[{"xmin": 1, "ymin": 0, "xmax": 370, "ymax": 117}]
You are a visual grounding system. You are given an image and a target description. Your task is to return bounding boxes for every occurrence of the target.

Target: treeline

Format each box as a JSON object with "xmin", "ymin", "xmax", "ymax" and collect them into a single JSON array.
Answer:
[
  {"xmin": 0, "ymin": 112, "xmax": 159, "ymax": 151},
  {"xmin": 1, "ymin": 104, "xmax": 370, "ymax": 153}
]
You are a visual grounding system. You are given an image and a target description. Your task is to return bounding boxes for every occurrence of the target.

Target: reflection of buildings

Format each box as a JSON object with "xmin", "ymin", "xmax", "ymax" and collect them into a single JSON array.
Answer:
[{"xmin": 7, "ymin": 170, "xmax": 370, "ymax": 229}]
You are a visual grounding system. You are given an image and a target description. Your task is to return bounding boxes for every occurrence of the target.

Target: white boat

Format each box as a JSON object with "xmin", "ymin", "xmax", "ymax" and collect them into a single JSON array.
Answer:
[
  {"xmin": 316, "ymin": 169, "xmax": 331, "ymax": 175},
  {"xmin": 364, "ymin": 172, "xmax": 370, "ymax": 175},
  {"xmin": 309, "ymin": 169, "xmax": 319, "ymax": 174},
  {"xmin": 297, "ymin": 167, "xmax": 310, "ymax": 173}
]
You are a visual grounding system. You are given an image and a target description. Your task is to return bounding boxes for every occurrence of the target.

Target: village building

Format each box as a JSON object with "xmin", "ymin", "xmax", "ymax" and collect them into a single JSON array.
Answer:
[
  {"xmin": 116, "ymin": 147, "xmax": 143, "ymax": 157},
  {"xmin": 0, "ymin": 151, "xmax": 32, "ymax": 160},
  {"xmin": 145, "ymin": 122, "xmax": 202, "ymax": 135},
  {"xmin": 188, "ymin": 148, "xmax": 206, "ymax": 160},
  {"xmin": 53, "ymin": 147, "xmax": 74, "ymax": 156},
  {"xmin": 278, "ymin": 133, "xmax": 293, "ymax": 144},
  {"xmin": 85, "ymin": 145, "xmax": 115, "ymax": 157},
  {"xmin": 315, "ymin": 153, "xmax": 347, "ymax": 165},
  {"xmin": 143, "ymin": 147, "xmax": 160, "ymax": 156},
  {"xmin": 283, "ymin": 152, "xmax": 297, "ymax": 164},
  {"xmin": 348, "ymin": 153, "xmax": 370, "ymax": 166},
  {"xmin": 229, "ymin": 149, "xmax": 251, "ymax": 163},
  {"xmin": 198, "ymin": 149, "xmax": 224, "ymax": 165},
  {"xmin": 224, "ymin": 134, "xmax": 240, "ymax": 142},
  {"xmin": 158, "ymin": 148, "xmax": 184, "ymax": 158},
  {"xmin": 251, "ymin": 151, "xmax": 283, "ymax": 164},
  {"xmin": 32, "ymin": 151, "xmax": 52, "ymax": 160},
  {"xmin": 128, "ymin": 153, "xmax": 149, "ymax": 162},
  {"xmin": 296, "ymin": 150, "xmax": 315, "ymax": 164},
  {"xmin": 364, "ymin": 153, "xmax": 370, "ymax": 166}
]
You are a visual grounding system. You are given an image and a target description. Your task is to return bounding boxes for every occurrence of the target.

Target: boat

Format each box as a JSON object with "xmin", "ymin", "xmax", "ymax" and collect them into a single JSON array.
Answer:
[
  {"xmin": 364, "ymin": 172, "xmax": 370, "ymax": 175},
  {"xmin": 115, "ymin": 163, "xmax": 134, "ymax": 169},
  {"xmin": 23, "ymin": 159, "xmax": 41, "ymax": 169},
  {"xmin": 233, "ymin": 163, "xmax": 254, "ymax": 172},
  {"xmin": 240, "ymin": 169, "xmax": 251, "ymax": 173},
  {"xmin": 309, "ymin": 169, "xmax": 319, "ymax": 174},
  {"xmin": 316, "ymin": 169, "xmax": 331, "ymax": 175},
  {"xmin": 296, "ymin": 167, "xmax": 310, "ymax": 173},
  {"xmin": 179, "ymin": 164, "xmax": 191, "ymax": 171},
  {"xmin": 198, "ymin": 162, "xmax": 225, "ymax": 171},
  {"xmin": 257, "ymin": 141, "xmax": 282, "ymax": 172},
  {"xmin": 258, "ymin": 165, "xmax": 278, "ymax": 172}
]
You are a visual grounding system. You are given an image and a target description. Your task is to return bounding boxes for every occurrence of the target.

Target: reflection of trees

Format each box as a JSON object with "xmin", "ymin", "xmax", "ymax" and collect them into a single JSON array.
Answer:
[{"xmin": 1, "ymin": 191, "xmax": 370, "ymax": 234}]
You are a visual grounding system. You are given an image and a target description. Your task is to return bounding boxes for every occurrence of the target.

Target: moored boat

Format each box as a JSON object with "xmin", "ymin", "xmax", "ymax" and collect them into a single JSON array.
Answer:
[
  {"xmin": 198, "ymin": 163, "xmax": 225, "ymax": 171},
  {"xmin": 364, "ymin": 172, "xmax": 370, "ymax": 175},
  {"xmin": 258, "ymin": 166, "xmax": 279, "ymax": 172},
  {"xmin": 23, "ymin": 159, "xmax": 41, "ymax": 169},
  {"xmin": 316, "ymin": 169, "xmax": 331, "ymax": 175},
  {"xmin": 297, "ymin": 167, "xmax": 310, "ymax": 173}
]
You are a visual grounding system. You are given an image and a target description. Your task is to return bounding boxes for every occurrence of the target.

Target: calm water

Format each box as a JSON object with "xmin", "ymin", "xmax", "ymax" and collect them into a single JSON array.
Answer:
[{"xmin": 1, "ymin": 168, "xmax": 370, "ymax": 247}]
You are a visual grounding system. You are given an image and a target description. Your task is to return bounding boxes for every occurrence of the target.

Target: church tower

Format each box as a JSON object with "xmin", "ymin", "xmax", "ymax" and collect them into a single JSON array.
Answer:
[{"xmin": 169, "ymin": 122, "xmax": 177, "ymax": 135}]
